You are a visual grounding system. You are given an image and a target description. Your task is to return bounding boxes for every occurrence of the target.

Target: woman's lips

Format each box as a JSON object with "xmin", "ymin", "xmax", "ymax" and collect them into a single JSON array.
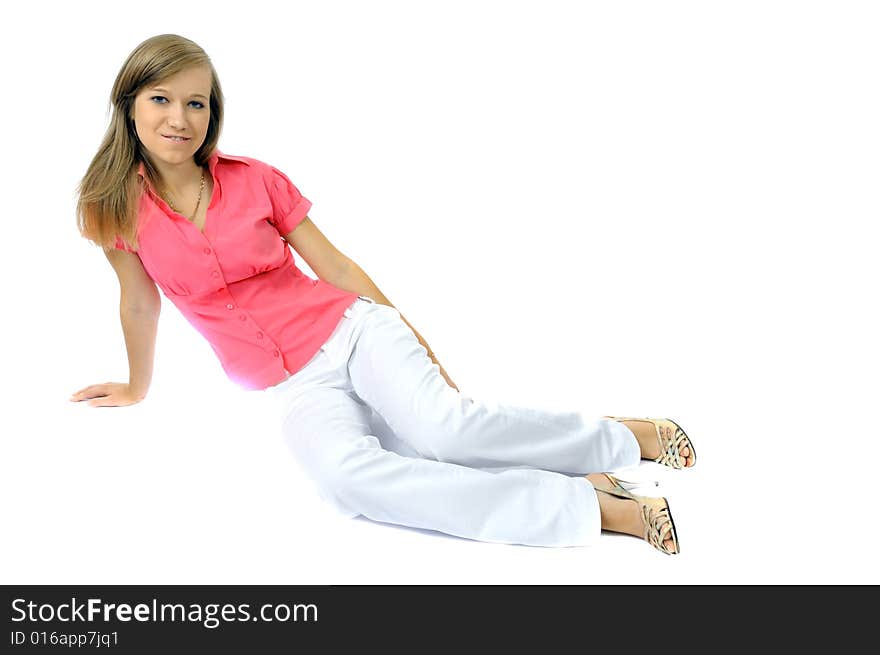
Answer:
[{"xmin": 163, "ymin": 135, "xmax": 190, "ymax": 144}]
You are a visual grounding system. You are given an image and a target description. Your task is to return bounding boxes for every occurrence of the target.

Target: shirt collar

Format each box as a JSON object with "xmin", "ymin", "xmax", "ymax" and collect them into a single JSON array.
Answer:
[{"xmin": 137, "ymin": 148, "xmax": 226, "ymax": 190}]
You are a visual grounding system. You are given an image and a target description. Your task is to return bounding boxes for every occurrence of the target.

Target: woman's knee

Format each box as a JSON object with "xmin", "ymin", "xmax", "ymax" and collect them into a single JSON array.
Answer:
[{"xmin": 397, "ymin": 390, "xmax": 480, "ymax": 461}]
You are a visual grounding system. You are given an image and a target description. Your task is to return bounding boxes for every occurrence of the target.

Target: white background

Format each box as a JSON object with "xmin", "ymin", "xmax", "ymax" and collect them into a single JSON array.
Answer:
[{"xmin": 1, "ymin": 0, "xmax": 878, "ymax": 584}]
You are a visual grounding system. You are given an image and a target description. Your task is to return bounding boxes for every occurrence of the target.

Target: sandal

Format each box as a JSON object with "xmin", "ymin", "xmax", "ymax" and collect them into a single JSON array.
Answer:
[
  {"xmin": 604, "ymin": 416, "xmax": 696, "ymax": 469},
  {"xmin": 590, "ymin": 473, "xmax": 680, "ymax": 555}
]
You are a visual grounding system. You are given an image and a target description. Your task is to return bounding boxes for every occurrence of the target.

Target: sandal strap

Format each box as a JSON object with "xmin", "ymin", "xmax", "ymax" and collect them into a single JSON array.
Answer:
[
  {"xmin": 642, "ymin": 503, "xmax": 677, "ymax": 554},
  {"xmin": 652, "ymin": 420, "xmax": 693, "ymax": 469},
  {"xmin": 588, "ymin": 474, "xmax": 679, "ymax": 555},
  {"xmin": 589, "ymin": 474, "xmax": 636, "ymax": 501},
  {"xmin": 603, "ymin": 416, "xmax": 695, "ymax": 469}
]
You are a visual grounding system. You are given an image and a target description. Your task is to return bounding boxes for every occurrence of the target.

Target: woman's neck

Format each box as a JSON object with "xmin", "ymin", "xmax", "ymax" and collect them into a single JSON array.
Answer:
[{"xmin": 155, "ymin": 161, "xmax": 205, "ymax": 199}]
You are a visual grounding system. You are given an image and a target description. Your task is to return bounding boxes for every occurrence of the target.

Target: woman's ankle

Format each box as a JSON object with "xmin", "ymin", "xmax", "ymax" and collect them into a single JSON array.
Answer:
[{"xmin": 588, "ymin": 475, "xmax": 643, "ymax": 537}]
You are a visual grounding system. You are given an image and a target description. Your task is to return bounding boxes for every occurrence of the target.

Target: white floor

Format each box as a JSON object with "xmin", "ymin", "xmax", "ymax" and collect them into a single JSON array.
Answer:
[{"xmin": 4, "ymin": 339, "xmax": 878, "ymax": 585}]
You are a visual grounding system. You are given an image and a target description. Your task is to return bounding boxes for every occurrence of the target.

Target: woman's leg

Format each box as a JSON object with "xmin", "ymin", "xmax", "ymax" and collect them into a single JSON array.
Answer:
[
  {"xmin": 324, "ymin": 299, "xmax": 640, "ymax": 474},
  {"xmin": 270, "ymin": 357, "xmax": 603, "ymax": 547}
]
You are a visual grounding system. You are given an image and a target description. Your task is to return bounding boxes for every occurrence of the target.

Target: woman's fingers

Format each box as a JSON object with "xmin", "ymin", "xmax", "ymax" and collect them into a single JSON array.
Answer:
[
  {"xmin": 71, "ymin": 382, "xmax": 139, "ymax": 407},
  {"xmin": 71, "ymin": 386, "xmax": 102, "ymax": 401},
  {"xmin": 70, "ymin": 383, "xmax": 111, "ymax": 401}
]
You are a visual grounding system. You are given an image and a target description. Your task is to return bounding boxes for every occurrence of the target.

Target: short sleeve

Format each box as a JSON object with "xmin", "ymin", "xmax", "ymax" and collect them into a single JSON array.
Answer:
[
  {"xmin": 266, "ymin": 164, "xmax": 312, "ymax": 237},
  {"xmin": 114, "ymin": 235, "xmax": 136, "ymax": 253}
]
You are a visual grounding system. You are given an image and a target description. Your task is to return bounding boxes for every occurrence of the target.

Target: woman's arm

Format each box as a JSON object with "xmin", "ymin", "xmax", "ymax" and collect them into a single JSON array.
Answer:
[
  {"xmin": 332, "ymin": 260, "xmax": 459, "ymax": 391},
  {"xmin": 284, "ymin": 217, "xmax": 459, "ymax": 391},
  {"xmin": 117, "ymin": 293, "xmax": 161, "ymax": 401},
  {"xmin": 70, "ymin": 249, "xmax": 161, "ymax": 406}
]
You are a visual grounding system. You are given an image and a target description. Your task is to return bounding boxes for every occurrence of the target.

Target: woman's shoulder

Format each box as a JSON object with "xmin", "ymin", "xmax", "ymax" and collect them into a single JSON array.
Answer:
[
  {"xmin": 216, "ymin": 151, "xmax": 281, "ymax": 185},
  {"xmin": 223, "ymin": 149, "xmax": 306, "ymax": 170},
  {"xmin": 216, "ymin": 150, "xmax": 272, "ymax": 170},
  {"xmin": 215, "ymin": 151, "xmax": 305, "ymax": 194}
]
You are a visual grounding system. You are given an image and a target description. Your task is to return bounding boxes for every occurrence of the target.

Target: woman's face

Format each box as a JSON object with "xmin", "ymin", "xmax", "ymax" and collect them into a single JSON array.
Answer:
[{"xmin": 131, "ymin": 65, "xmax": 212, "ymax": 167}]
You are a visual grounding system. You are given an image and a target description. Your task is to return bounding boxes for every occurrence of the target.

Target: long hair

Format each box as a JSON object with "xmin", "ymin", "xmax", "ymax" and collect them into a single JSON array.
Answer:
[{"xmin": 74, "ymin": 34, "xmax": 225, "ymax": 251}]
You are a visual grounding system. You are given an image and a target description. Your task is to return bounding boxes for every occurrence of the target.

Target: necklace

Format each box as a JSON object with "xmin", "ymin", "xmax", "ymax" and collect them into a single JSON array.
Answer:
[{"xmin": 162, "ymin": 168, "xmax": 206, "ymax": 221}]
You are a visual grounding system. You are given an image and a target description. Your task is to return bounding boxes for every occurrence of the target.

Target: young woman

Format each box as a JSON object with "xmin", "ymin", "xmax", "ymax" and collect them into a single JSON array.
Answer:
[{"xmin": 71, "ymin": 34, "xmax": 696, "ymax": 553}]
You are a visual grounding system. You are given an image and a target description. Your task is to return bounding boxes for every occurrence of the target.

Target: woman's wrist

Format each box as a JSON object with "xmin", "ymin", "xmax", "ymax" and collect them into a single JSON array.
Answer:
[{"xmin": 127, "ymin": 380, "xmax": 149, "ymax": 400}]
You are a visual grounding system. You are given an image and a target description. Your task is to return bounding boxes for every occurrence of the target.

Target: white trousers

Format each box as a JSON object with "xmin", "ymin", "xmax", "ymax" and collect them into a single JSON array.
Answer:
[{"xmin": 266, "ymin": 296, "xmax": 640, "ymax": 547}]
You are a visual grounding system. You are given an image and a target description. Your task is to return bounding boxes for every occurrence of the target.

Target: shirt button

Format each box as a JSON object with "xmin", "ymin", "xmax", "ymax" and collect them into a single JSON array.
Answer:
[
  {"xmin": 273, "ymin": 349, "xmax": 280, "ymax": 358},
  {"xmin": 239, "ymin": 314, "xmax": 246, "ymax": 321},
  {"xmin": 256, "ymin": 332, "xmax": 264, "ymax": 339},
  {"xmin": 203, "ymin": 247, "xmax": 211, "ymax": 255},
  {"xmin": 211, "ymin": 271, "xmax": 220, "ymax": 278},
  {"xmin": 226, "ymin": 303, "xmax": 234, "ymax": 310}
]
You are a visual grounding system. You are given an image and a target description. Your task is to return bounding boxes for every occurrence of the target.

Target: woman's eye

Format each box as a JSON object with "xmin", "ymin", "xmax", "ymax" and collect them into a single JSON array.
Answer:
[{"xmin": 150, "ymin": 96, "xmax": 204, "ymax": 109}]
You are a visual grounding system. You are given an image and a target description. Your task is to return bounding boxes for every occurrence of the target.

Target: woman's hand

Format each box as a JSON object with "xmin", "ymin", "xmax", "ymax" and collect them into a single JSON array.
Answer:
[
  {"xmin": 436, "ymin": 362, "xmax": 459, "ymax": 392},
  {"xmin": 69, "ymin": 382, "xmax": 145, "ymax": 407}
]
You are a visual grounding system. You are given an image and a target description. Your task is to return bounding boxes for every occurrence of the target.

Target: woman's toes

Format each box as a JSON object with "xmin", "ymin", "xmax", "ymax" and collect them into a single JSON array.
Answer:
[
  {"xmin": 681, "ymin": 445, "xmax": 691, "ymax": 458},
  {"xmin": 663, "ymin": 537, "xmax": 675, "ymax": 553},
  {"xmin": 686, "ymin": 454, "xmax": 695, "ymax": 467}
]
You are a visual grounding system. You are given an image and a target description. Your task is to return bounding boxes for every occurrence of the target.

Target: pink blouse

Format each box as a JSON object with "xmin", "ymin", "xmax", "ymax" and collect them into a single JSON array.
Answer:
[{"xmin": 114, "ymin": 149, "xmax": 358, "ymax": 390}]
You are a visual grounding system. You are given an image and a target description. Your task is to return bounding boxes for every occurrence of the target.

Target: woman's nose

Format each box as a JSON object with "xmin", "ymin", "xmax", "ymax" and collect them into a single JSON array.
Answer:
[{"xmin": 166, "ymin": 103, "xmax": 188, "ymax": 125}]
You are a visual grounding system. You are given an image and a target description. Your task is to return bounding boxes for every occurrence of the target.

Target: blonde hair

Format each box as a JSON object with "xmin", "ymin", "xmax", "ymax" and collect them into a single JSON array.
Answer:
[{"xmin": 74, "ymin": 34, "xmax": 225, "ymax": 251}]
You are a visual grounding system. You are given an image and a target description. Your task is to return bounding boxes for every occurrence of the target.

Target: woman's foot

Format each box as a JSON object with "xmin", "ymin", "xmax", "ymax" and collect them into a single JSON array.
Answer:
[
  {"xmin": 617, "ymin": 418, "xmax": 695, "ymax": 468},
  {"xmin": 586, "ymin": 473, "xmax": 678, "ymax": 554}
]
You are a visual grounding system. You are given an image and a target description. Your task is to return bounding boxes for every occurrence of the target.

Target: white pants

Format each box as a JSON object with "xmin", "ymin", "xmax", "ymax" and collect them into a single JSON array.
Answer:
[{"xmin": 266, "ymin": 296, "xmax": 640, "ymax": 547}]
